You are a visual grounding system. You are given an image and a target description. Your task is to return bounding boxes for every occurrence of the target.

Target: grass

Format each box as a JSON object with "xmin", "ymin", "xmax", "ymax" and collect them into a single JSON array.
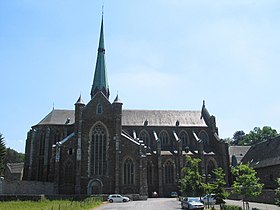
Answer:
[{"xmin": 0, "ymin": 197, "xmax": 103, "ymax": 210}]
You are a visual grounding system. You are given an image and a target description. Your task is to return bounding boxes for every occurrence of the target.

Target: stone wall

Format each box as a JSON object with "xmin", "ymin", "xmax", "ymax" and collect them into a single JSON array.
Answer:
[{"xmin": 0, "ymin": 180, "xmax": 54, "ymax": 195}]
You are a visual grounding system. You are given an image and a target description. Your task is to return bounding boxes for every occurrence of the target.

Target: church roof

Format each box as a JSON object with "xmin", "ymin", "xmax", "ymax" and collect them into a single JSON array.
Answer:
[
  {"xmin": 37, "ymin": 109, "xmax": 75, "ymax": 125},
  {"xmin": 122, "ymin": 110, "xmax": 206, "ymax": 127},
  {"xmin": 241, "ymin": 135, "xmax": 280, "ymax": 168},
  {"xmin": 36, "ymin": 109, "xmax": 206, "ymax": 127}
]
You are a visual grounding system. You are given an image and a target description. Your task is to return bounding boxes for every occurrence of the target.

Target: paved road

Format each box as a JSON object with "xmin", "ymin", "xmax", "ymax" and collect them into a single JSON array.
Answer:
[
  {"xmin": 93, "ymin": 198, "xmax": 280, "ymax": 210},
  {"xmin": 94, "ymin": 198, "xmax": 181, "ymax": 210},
  {"xmin": 225, "ymin": 199, "xmax": 280, "ymax": 210}
]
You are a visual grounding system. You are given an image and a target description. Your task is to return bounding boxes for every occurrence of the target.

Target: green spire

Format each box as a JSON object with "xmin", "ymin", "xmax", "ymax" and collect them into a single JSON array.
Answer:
[{"xmin": 91, "ymin": 16, "xmax": 109, "ymax": 99}]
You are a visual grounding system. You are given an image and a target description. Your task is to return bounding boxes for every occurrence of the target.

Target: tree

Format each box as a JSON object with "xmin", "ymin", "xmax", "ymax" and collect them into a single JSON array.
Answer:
[
  {"xmin": 231, "ymin": 163, "xmax": 263, "ymax": 209},
  {"xmin": 276, "ymin": 178, "xmax": 280, "ymax": 206},
  {"xmin": 231, "ymin": 130, "xmax": 245, "ymax": 145},
  {"xmin": 4, "ymin": 148, "xmax": 25, "ymax": 164},
  {"xmin": 207, "ymin": 168, "xmax": 228, "ymax": 208},
  {"xmin": 179, "ymin": 156, "xmax": 204, "ymax": 197},
  {"xmin": 0, "ymin": 133, "xmax": 6, "ymax": 175},
  {"xmin": 240, "ymin": 126, "xmax": 278, "ymax": 146}
]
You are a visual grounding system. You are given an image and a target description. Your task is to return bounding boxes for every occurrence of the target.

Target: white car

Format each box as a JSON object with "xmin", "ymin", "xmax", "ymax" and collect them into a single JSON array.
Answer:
[
  {"xmin": 181, "ymin": 197, "xmax": 204, "ymax": 210},
  {"xmin": 201, "ymin": 194, "xmax": 216, "ymax": 204},
  {"xmin": 107, "ymin": 194, "xmax": 130, "ymax": 203}
]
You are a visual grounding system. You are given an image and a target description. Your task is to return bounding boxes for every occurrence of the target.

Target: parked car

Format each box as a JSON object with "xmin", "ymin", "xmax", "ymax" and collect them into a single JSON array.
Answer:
[
  {"xmin": 201, "ymin": 194, "xmax": 216, "ymax": 204},
  {"xmin": 107, "ymin": 194, "xmax": 130, "ymax": 203},
  {"xmin": 181, "ymin": 197, "xmax": 204, "ymax": 210},
  {"xmin": 170, "ymin": 191, "xmax": 178, "ymax": 197}
]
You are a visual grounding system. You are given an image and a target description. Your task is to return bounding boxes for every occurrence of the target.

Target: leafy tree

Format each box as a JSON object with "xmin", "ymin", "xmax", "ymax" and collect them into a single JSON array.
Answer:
[
  {"xmin": 231, "ymin": 130, "xmax": 245, "ymax": 146},
  {"xmin": 0, "ymin": 133, "xmax": 6, "ymax": 175},
  {"xmin": 276, "ymin": 178, "xmax": 280, "ymax": 206},
  {"xmin": 240, "ymin": 126, "xmax": 278, "ymax": 146},
  {"xmin": 4, "ymin": 148, "xmax": 25, "ymax": 163},
  {"xmin": 231, "ymin": 163, "xmax": 263, "ymax": 208},
  {"xmin": 207, "ymin": 168, "xmax": 229, "ymax": 207},
  {"xmin": 179, "ymin": 156, "xmax": 204, "ymax": 197}
]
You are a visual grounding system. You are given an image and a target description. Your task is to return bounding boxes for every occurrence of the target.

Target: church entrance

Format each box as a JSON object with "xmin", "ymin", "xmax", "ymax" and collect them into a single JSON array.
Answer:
[{"xmin": 87, "ymin": 179, "xmax": 103, "ymax": 195}]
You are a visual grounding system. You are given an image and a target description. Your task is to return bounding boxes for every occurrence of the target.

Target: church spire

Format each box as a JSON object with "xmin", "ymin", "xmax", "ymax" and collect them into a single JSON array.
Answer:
[{"xmin": 91, "ymin": 15, "xmax": 110, "ymax": 99}]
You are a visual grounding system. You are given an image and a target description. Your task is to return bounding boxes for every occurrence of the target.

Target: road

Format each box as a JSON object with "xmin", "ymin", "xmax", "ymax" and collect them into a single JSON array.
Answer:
[
  {"xmin": 93, "ymin": 198, "xmax": 280, "ymax": 210},
  {"xmin": 225, "ymin": 199, "xmax": 280, "ymax": 210},
  {"xmin": 94, "ymin": 198, "xmax": 181, "ymax": 210}
]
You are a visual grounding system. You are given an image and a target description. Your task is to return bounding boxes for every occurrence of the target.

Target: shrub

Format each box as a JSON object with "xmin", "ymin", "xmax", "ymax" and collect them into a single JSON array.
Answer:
[{"xmin": 222, "ymin": 204, "xmax": 242, "ymax": 210}]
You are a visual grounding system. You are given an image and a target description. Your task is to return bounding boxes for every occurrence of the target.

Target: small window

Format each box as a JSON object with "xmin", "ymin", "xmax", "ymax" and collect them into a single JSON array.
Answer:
[
  {"xmin": 96, "ymin": 103, "xmax": 103, "ymax": 115},
  {"xmin": 68, "ymin": 148, "xmax": 73, "ymax": 155}
]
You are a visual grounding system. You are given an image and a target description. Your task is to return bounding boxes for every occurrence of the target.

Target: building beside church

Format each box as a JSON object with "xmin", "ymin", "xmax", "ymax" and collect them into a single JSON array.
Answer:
[{"xmin": 23, "ymin": 17, "xmax": 230, "ymax": 197}]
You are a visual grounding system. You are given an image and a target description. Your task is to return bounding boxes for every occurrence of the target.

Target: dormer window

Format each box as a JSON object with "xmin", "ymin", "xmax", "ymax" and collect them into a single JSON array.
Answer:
[{"xmin": 96, "ymin": 103, "xmax": 103, "ymax": 115}]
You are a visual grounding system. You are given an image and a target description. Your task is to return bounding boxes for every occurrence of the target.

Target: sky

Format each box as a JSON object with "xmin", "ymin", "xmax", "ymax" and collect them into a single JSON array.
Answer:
[{"xmin": 1, "ymin": 0, "xmax": 280, "ymax": 153}]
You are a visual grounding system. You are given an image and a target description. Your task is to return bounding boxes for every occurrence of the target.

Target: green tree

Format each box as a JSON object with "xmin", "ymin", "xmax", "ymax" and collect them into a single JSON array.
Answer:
[
  {"xmin": 240, "ymin": 126, "xmax": 278, "ymax": 146},
  {"xmin": 4, "ymin": 148, "xmax": 25, "ymax": 163},
  {"xmin": 179, "ymin": 156, "xmax": 204, "ymax": 197},
  {"xmin": 231, "ymin": 130, "xmax": 245, "ymax": 145},
  {"xmin": 276, "ymin": 178, "xmax": 280, "ymax": 206},
  {"xmin": 231, "ymin": 163, "xmax": 263, "ymax": 209},
  {"xmin": 207, "ymin": 168, "xmax": 229, "ymax": 207},
  {"xmin": 0, "ymin": 133, "xmax": 6, "ymax": 175}
]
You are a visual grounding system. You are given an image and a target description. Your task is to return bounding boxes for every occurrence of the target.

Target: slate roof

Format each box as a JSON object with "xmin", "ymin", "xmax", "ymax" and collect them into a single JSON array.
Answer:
[
  {"xmin": 122, "ymin": 110, "xmax": 206, "ymax": 127},
  {"xmin": 38, "ymin": 109, "xmax": 75, "ymax": 125},
  {"xmin": 37, "ymin": 109, "xmax": 206, "ymax": 127},
  {"xmin": 241, "ymin": 135, "xmax": 280, "ymax": 169},
  {"xmin": 229, "ymin": 146, "xmax": 251, "ymax": 164},
  {"xmin": 6, "ymin": 163, "xmax": 24, "ymax": 174}
]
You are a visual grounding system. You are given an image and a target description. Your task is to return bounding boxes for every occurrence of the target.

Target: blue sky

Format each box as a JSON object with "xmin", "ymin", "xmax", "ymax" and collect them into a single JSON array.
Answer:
[{"xmin": 1, "ymin": 0, "xmax": 280, "ymax": 152}]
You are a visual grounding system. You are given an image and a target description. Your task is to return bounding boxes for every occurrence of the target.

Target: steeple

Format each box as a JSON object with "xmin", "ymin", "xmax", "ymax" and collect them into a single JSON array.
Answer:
[{"xmin": 91, "ymin": 15, "xmax": 110, "ymax": 99}]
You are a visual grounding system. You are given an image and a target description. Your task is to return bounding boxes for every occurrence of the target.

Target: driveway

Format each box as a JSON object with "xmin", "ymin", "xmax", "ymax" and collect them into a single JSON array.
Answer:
[
  {"xmin": 93, "ymin": 198, "xmax": 280, "ymax": 210},
  {"xmin": 225, "ymin": 199, "xmax": 280, "ymax": 210},
  {"xmin": 93, "ymin": 198, "xmax": 181, "ymax": 210}
]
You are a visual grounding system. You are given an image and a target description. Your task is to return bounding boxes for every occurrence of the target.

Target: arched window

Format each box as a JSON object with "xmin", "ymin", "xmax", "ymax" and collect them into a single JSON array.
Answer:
[
  {"xmin": 159, "ymin": 130, "xmax": 169, "ymax": 146},
  {"xmin": 123, "ymin": 158, "xmax": 134, "ymax": 185},
  {"xmin": 179, "ymin": 131, "xmax": 189, "ymax": 146},
  {"xmin": 199, "ymin": 130, "xmax": 209, "ymax": 145},
  {"xmin": 64, "ymin": 160, "xmax": 73, "ymax": 184},
  {"xmin": 147, "ymin": 161, "xmax": 153, "ymax": 185},
  {"xmin": 96, "ymin": 103, "xmax": 103, "ymax": 115},
  {"xmin": 91, "ymin": 124, "xmax": 107, "ymax": 175},
  {"xmin": 207, "ymin": 159, "xmax": 217, "ymax": 178},
  {"xmin": 164, "ymin": 160, "xmax": 174, "ymax": 184},
  {"xmin": 139, "ymin": 130, "xmax": 150, "ymax": 147}
]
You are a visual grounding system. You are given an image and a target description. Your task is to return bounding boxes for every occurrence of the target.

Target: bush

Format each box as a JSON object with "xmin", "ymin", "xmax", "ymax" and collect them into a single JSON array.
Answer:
[{"xmin": 222, "ymin": 204, "xmax": 242, "ymax": 210}]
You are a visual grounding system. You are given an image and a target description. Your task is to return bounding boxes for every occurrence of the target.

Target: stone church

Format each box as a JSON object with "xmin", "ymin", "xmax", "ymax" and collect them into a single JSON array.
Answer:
[{"xmin": 23, "ymin": 17, "xmax": 230, "ymax": 197}]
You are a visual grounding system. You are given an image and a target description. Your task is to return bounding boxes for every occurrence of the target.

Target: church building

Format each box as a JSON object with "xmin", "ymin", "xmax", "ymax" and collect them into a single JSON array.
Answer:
[{"xmin": 23, "ymin": 16, "xmax": 230, "ymax": 197}]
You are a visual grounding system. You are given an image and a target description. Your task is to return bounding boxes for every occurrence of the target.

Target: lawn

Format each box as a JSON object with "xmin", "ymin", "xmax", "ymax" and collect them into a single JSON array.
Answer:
[{"xmin": 0, "ymin": 197, "xmax": 103, "ymax": 210}]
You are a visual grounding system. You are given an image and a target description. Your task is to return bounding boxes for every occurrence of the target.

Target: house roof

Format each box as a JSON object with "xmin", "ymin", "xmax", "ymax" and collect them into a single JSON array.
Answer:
[
  {"xmin": 6, "ymin": 163, "xmax": 24, "ymax": 174},
  {"xmin": 229, "ymin": 146, "xmax": 251, "ymax": 165},
  {"xmin": 241, "ymin": 135, "xmax": 280, "ymax": 168},
  {"xmin": 36, "ymin": 109, "xmax": 206, "ymax": 127}
]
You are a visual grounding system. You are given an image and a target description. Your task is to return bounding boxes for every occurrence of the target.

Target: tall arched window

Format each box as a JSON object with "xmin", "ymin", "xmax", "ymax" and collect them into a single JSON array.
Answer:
[
  {"xmin": 179, "ymin": 131, "xmax": 189, "ymax": 146},
  {"xmin": 91, "ymin": 124, "xmax": 107, "ymax": 175},
  {"xmin": 207, "ymin": 159, "xmax": 217, "ymax": 178},
  {"xmin": 96, "ymin": 103, "xmax": 103, "ymax": 115},
  {"xmin": 64, "ymin": 160, "xmax": 73, "ymax": 184},
  {"xmin": 164, "ymin": 160, "xmax": 174, "ymax": 184},
  {"xmin": 39, "ymin": 131, "xmax": 45, "ymax": 155},
  {"xmin": 123, "ymin": 158, "xmax": 134, "ymax": 185},
  {"xmin": 139, "ymin": 130, "xmax": 150, "ymax": 147},
  {"xmin": 147, "ymin": 161, "xmax": 153, "ymax": 185},
  {"xmin": 159, "ymin": 130, "xmax": 169, "ymax": 146},
  {"xmin": 199, "ymin": 130, "xmax": 209, "ymax": 145}
]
